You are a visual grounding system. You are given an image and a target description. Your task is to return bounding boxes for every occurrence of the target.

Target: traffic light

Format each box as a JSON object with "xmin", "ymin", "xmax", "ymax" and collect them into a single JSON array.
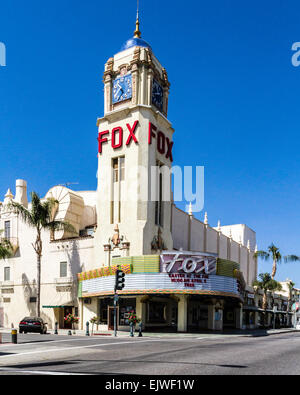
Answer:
[{"xmin": 115, "ymin": 269, "xmax": 125, "ymax": 291}]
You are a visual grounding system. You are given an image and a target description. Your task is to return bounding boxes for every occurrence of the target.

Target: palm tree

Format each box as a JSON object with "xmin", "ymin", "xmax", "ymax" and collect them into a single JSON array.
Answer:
[
  {"xmin": 253, "ymin": 273, "xmax": 282, "ymax": 327},
  {"xmin": 286, "ymin": 281, "xmax": 295, "ymax": 326},
  {"xmin": 8, "ymin": 191, "xmax": 76, "ymax": 317},
  {"xmin": 254, "ymin": 243, "xmax": 300, "ymax": 280},
  {"xmin": 0, "ymin": 235, "xmax": 12, "ymax": 259}
]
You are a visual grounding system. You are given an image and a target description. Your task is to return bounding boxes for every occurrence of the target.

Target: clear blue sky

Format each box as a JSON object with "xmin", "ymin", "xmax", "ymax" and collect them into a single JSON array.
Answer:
[{"xmin": 1, "ymin": 0, "xmax": 300, "ymax": 285}]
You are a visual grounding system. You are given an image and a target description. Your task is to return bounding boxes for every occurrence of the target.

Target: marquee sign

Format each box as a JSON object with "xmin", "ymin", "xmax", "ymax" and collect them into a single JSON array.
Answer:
[
  {"xmin": 79, "ymin": 253, "xmax": 240, "ymax": 298},
  {"xmin": 81, "ymin": 273, "xmax": 239, "ymax": 297},
  {"xmin": 160, "ymin": 251, "xmax": 217, "ymax": 275}
]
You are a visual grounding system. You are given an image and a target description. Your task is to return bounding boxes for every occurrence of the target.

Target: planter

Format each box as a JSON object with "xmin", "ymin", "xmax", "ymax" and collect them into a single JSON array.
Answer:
[{"xmin": 129, "ymin": 322, "xmax": 136, "ymax": 337}]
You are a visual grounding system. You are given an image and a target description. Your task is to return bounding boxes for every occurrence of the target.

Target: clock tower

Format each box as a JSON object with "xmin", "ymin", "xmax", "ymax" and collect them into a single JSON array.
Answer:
[{"xmin": 95, "ymin": 15, "xmax": 174, "ymax": 266}]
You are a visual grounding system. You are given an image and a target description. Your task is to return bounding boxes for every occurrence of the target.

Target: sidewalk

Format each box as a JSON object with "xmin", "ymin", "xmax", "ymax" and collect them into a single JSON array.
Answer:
[{"xmin": 0, "ymin": 327, "xmax": 297, "ymax": 339}]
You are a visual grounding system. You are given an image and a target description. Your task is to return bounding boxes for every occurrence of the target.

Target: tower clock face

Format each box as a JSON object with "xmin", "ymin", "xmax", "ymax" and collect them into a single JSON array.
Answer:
[
  {"xmin": 152, "ymin": 79, "xmax": 163, "ymax": 111},
  {"xmin": 112, "ymin": 74, "xmax": 132, "ymax": 104}
]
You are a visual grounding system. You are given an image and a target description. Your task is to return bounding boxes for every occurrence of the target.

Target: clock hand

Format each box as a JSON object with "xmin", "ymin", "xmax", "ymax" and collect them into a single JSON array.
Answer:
[{"xmin": 114, "ymin": 84, "xmax": 124, "ymax": 100}]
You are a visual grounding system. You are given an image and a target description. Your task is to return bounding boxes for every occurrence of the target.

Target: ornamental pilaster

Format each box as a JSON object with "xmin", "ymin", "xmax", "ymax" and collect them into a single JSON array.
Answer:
[{"xmin": 147, "ymin": 68, "xmax": 154, "ymax": 106}]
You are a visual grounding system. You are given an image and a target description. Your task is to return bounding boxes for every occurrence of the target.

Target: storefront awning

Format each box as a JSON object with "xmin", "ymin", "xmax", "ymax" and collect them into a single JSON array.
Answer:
[{"xmin": 42, "ymin": 292, "xmax": 75, "ymax": 309}]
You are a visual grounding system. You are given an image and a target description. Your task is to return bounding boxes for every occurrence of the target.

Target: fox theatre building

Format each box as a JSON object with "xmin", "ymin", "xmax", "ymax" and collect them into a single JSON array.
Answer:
[
  {"xmin": 77, "ymin": 18, "xmax": 257, "ymax": 333},
  {"xmin": 78, "ymin": 251, "xmax": 247, "ymax": 333}
]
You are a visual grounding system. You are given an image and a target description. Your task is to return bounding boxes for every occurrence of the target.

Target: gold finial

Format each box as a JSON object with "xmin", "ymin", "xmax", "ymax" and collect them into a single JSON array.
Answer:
[{"xmin": 134, "ymin": 0, "xmax": 141, "ymax": 38}]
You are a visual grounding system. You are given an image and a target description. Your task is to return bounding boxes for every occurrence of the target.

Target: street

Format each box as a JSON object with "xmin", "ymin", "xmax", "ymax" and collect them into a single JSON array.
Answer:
[{"xmin": 0, "ymin": 331, "xmax": 299, "ymax": 375}]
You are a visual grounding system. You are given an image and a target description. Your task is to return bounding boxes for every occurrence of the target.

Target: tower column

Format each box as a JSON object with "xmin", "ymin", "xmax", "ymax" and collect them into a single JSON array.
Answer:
[
  {"xmin": 131, "ymin": 63, "xmax": 139, "ymax": 106},
  {"xmin": 147, "ymin": 68, "xmax": 153, "ymax": 106}
]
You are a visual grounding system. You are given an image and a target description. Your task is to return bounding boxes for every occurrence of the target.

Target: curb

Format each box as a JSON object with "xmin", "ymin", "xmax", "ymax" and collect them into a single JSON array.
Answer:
[{"xmin": 0, "ymin": 328, "xmax": 297, "ymax": 339}]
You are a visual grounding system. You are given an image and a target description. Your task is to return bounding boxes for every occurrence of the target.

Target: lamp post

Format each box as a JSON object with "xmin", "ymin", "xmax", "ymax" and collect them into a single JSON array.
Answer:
[
  {"xmin": 273, "ymin": 305, "xmax": 277, "ymax": 330},
  {"xmin": 114, "ymin": 294, "xmax": 119, "ymax": 337}
]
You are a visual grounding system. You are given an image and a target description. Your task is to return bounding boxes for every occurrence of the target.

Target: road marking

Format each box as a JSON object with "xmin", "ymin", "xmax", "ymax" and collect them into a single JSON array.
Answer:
[
  {"xmin": 0, "ymin": 367, "xmax": 91, "ymax": 375},
  {"xmin": 196, "ymin": 335, "xmax": 240, "ymax": 340},
  {"xmin": 0, "ymin": 337, "xmax": 102, "ymax": 348},
  {"xmin": 0, "ymin": 339, "xmax": 161, "ymax": 359}
]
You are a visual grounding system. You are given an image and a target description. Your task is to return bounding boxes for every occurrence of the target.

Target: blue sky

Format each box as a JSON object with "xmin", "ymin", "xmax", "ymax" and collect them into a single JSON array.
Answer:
[{"xmin": 0, "ymin": 0, "xmax": 300, "ymax": 285}]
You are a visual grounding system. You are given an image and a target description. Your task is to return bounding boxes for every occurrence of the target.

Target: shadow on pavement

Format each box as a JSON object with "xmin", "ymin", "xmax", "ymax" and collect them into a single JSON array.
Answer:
[
  {"xmin": 3, "ymin": 360, "xmax": 79, "ymax": 370},
  {"xmin": 64, "ymin": 358, "xmax": 249, "ymax": 370}
]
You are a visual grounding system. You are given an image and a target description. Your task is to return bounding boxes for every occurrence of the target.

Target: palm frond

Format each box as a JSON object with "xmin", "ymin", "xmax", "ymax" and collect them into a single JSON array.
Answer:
[
  {"xmin": 7, "ymin": 201, "xmax": 34, "ymax": 227},
  {"xmin": 267, "ymin": 279, "xmax": 282, "ymax": 292},
  {"xmin": 0, "ymin": 238, "xmax": 13, "ymax": 259},
  {"xmin": 284, "ymin": 255, "xmax": 300, "ymax": 263},
  {"xmin": 254, "ymin": 250, "xmax": 270, "ymax": 260},
  {"xmin": 252, "ymin": 280, "xmax": 261, "ymax": 288},
  {"xmin": 44, "ymin": 220, "xmax": 77, "ymax": 235},
  {"xmin": 268, "ymin": 243, "xmax": 282, "ymax": 262},
  {"xmin": 254, "ymin": 273, "xmax": 282, "ymax": 292}
]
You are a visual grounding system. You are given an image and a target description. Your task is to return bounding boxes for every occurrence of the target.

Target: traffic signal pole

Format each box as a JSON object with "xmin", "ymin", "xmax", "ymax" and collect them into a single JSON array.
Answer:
[
  {"xmin": 114, "ymin": 269, "xmax": 125, "ymax": 337},
  {"xmin": 114, "ymin": 292, "xmax": 117, "ymax": 337}
]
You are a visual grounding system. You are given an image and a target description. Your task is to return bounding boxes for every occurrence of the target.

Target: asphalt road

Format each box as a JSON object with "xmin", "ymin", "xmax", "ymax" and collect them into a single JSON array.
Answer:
[{"xmin": 0, "ymin": 332, "xmax": 300, "ymax": 375}]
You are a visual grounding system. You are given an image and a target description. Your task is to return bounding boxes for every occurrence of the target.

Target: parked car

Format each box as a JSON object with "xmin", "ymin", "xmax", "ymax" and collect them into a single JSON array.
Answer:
[{"xmin": 19, "ymin": 317, "xmax": 47, "ymax": 334}]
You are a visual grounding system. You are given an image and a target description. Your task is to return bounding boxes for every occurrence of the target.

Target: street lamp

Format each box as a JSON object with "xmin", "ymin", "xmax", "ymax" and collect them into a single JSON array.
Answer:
[{"xmin": 273, "ymin": 305, "xmax": 277, "ymax": 330}]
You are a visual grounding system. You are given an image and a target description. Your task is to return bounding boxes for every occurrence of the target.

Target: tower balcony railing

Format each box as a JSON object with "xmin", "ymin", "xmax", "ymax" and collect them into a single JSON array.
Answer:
[
  {"xmin": 54, "ymin": 277, "xmax": 73, "ymax": 285},
  {"xmin": 0, "ymin": 280, "xmax": 14, "ymax": 287}
]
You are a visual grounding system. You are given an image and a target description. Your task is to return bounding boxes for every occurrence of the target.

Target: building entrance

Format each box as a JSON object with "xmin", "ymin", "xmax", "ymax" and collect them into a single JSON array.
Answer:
[
  {"xmin": 144, "ymin": 296, "xmax": 178, "ymax": 332},
  {"xmin": 187, "ymin": 297, "xmax": 209, "ymax": 332},
  {"xmin": 223, "ymin": 301, "xmax": 240, "ymax": 329},
  {"xmin": 108, "ymin": 306, "xmax": 118, "ymax": 331},
  {"xmin": 63, "ymin": 307, "xmax": 73, "ymax": 329}
]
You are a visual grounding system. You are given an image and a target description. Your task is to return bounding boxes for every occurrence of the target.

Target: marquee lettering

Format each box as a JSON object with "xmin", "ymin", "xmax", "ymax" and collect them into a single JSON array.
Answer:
[
  {"xmin": 98, "ymin": 130, "xmax": 109, "ymax": 154},
  {"xmin": 98, "ymin": 121, "xmax": 139, "ymax": 153},
  {"xmin": 165, "ymin": 138, "xmax": 173, "ymax": 162},
  {"xmin": 126, "ymin": 121, "xmax": 139, "ymax": 146},
  {"xmin": 112, "ymin": 127, "xmax": 123, "ymax": 149},
  {"xmin": 160, "ymin": 252, "xmax": 217, "ymax": 275},
  {"xmin": 98, "ymin": 120, "xmax": 173, "ymax": 162},
  {"xmin": 148, "ymin": 122, "xmax": 173, "ymax": 162},
  {"xmin": 148, "ymin": 122, "xmax": 157, "ymax": 145}
]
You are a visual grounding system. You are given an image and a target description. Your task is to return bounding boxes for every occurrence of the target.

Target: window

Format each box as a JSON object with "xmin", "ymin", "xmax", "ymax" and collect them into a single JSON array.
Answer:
[
  {"xmin": 111, "ymin": 156, "xmax": 125, "ymax": 224},
  {"xmin": 60, "ymin": 262, "xmax": 68, "ymax": 278},
  {"xmin": 99, "ymin": 298, "xmax": 112, "ymax": 324},
  {"xmin": 119, "ymin": 299, "xmax": 136, "ymax": 326},
  {"xmin": 4, "ymin": 267, "xmax": 10, "ymax": 282},
  {"xmin": 120, "ymin": 156, "xmax": 125, "ymax": 181},
  {"xmin": 155, "ymin": 169, "xmax": 164, "ymax": 227},
  {"xmin": 112, "ymin": 156, "xmax": 125, "ymax": 182},
  {"xmin": 113, "ymin": 158, "xmax": 118, "ymax": 182},
  {"xmin": 4, "ymin": 221, "xmax": 10, "ymax": 239}
]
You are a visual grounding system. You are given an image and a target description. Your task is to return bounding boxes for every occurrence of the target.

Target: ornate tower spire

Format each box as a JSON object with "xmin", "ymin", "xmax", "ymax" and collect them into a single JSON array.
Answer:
[
  {"xmin": 204, "ymin": 212, "xmax": 208, "ymax": 225},
  {"xmin": 134, "ymin": 0, "xmax": 142, "ymax": 38},
  {"xmin": 188, "ymin": 202, "xmax": 193, "ymax": 217}
]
